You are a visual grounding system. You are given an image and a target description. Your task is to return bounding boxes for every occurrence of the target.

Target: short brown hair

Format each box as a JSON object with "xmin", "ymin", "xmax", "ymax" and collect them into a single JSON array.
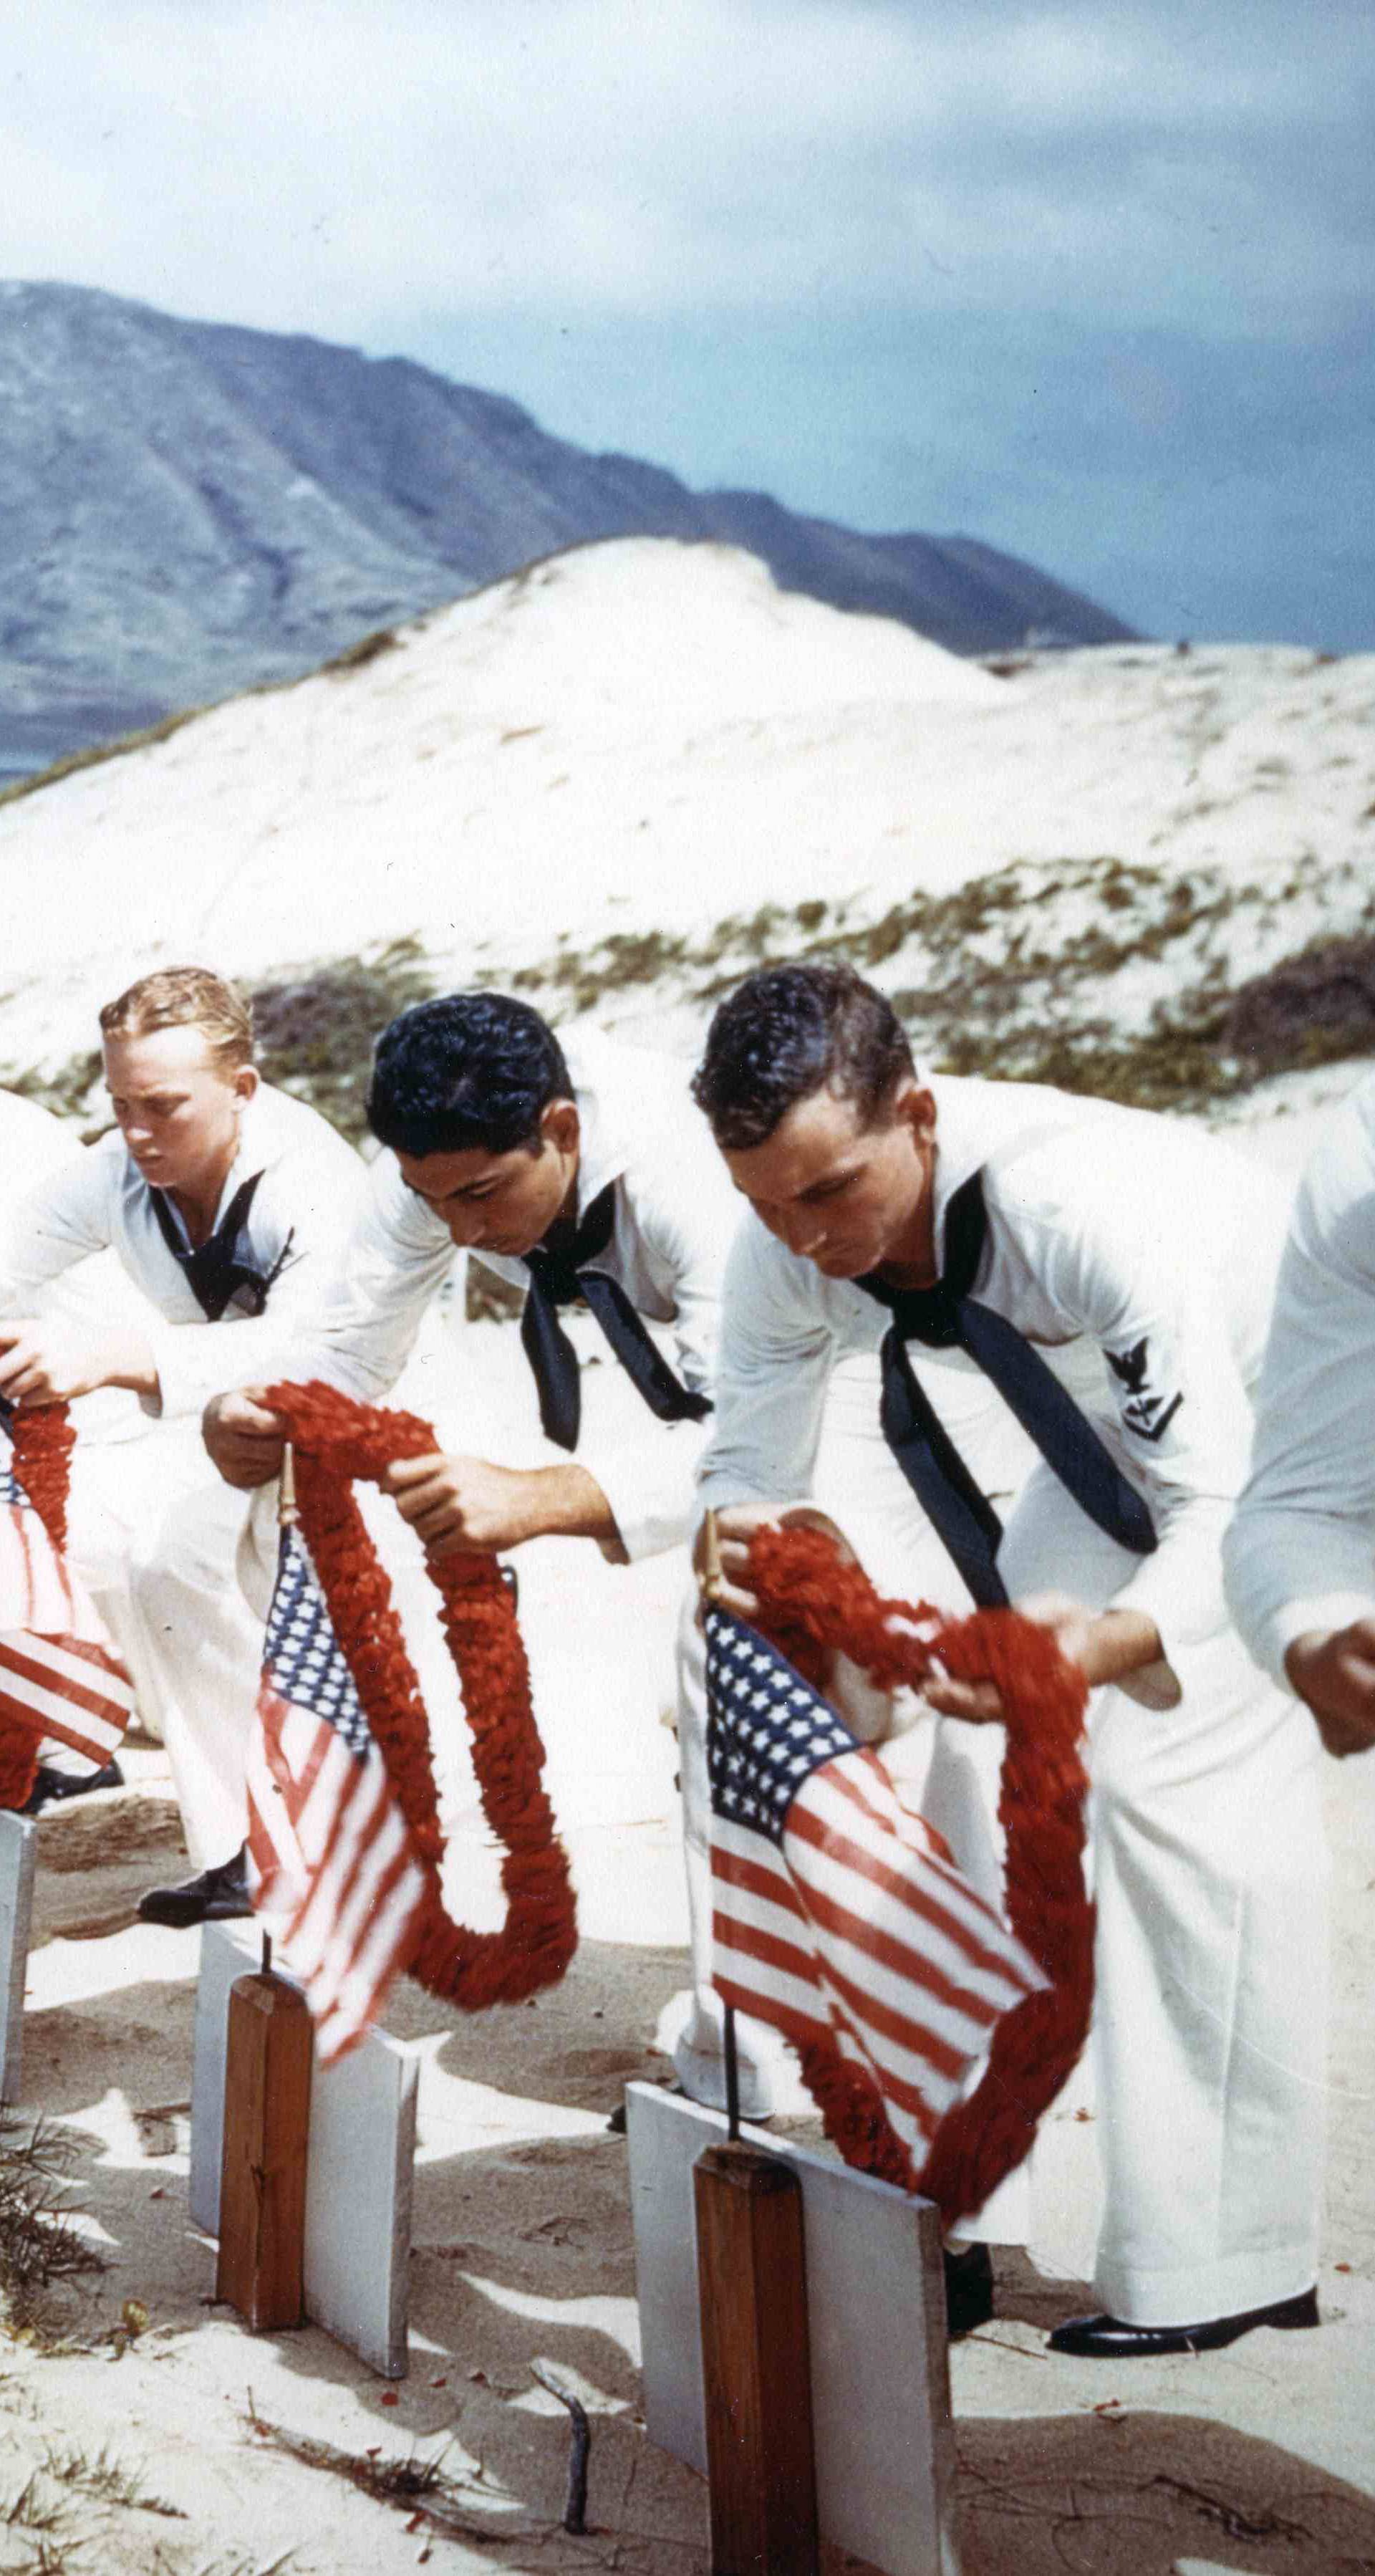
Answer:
[
  {"xmin": 693, "ymin": 962, "xmax": 913, "ymax": 1150},
  {"xmin": 99, "ymin": 967, "xmax": 254, "ymax": 1074}
]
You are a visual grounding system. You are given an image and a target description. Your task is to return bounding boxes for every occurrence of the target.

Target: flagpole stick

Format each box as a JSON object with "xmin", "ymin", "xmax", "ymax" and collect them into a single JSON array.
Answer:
[
  {"xmin": 700, "ymin": 1506, "xmax": 725, "ymax": 1606},
  {"xmin": 723, "ymin": 2001, "xmax": 741, "ymax": 2146},
  {"xmin": 216, "ymin": 1436, "xmax": 313, "ymax": 2335},
  {"xmin": 693, "ymin": 1510, "xmax": 819, "ymax": 2576}
]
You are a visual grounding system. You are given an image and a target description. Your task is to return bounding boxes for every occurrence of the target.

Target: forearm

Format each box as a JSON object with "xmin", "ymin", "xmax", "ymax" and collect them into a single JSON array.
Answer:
[
  {"xmin": 98, "ymin": 1332, "xmax": 160, "ymax": 1402},
  {"xmin": 521, "ymin": 1461, "xmax": 620, "ymax": 1546},
  {"xmin": 1225, "ymin": 1494, "xmax": 1375, "ymax": 1691},
  {"xmin": 1079, "ymin": 1605, "xmax": 1163, "ymax": 1688}
]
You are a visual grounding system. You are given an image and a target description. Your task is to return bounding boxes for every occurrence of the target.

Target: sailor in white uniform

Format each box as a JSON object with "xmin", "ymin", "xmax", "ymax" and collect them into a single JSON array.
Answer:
[
  {"xmin": 689, "ymin": 961, "xmax": 1326, "ymax": 2358},
  {"xmin": 1225, "ymin": 1068, "xmax": 1375, "ymax": 1758},
  {"xmin": 203, "ymin": 996, "xmax": 739, "ymax": 1568},
  {"xmin": 0, "ymin": 969, "xmax": 366, "ymax": 1898}
]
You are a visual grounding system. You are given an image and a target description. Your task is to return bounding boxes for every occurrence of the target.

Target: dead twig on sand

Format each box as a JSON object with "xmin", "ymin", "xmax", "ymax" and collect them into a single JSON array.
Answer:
[
  {"xmin": 1149, "ymin": 2469, "xmax": 1311, "ymax": 2546},
  {"xmin": 243, "ymin": 2398, "xmax": 546, "ymax": 2549},
  {"xmin": 531, "ymin": 2362, "xmax": 591, "ymax": 2534}
]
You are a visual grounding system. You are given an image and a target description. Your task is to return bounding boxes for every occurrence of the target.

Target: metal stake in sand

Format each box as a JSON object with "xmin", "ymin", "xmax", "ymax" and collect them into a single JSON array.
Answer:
[
  {"xmin": 215, "ymin": 1448, "xmax": 314, "ymax": 2333},
  {"xmin": 703, "ymin": 1512, "xmax": 746, "ymax": 2147},
  {"xmin": 693, "ymin": 1510, "xmax": 819, "ymax": 2576}
]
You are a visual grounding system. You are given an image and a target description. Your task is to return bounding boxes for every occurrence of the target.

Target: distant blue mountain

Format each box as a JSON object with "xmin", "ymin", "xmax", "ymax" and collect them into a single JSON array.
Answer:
[{"xmin": 0, "ymin": 280, "xmax": 1137, "ymax": 782}]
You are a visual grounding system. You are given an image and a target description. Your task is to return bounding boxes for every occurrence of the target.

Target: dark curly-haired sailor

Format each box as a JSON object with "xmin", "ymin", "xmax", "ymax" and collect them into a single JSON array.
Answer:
[{"xmin": 688, "ymin": 960, "xmax": 1326, "ymax": 2358}]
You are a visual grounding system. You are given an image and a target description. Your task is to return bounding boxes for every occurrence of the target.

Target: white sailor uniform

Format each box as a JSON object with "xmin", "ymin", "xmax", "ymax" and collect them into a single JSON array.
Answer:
[
  {"xmin": 258, "ymin": 1028, "xmax": 739, "ymax": 1562},
  {"xmin": 0, "ymin": 1085, "xmax": 366, "ymax": 1865},
  {"xmin": 1225, "ymin": 1070, "xmax": 1375, "ymax": 1683},
  {"xmin": 695, "ymin": 1072, "xmax": 1326, "ymax": 2327}
]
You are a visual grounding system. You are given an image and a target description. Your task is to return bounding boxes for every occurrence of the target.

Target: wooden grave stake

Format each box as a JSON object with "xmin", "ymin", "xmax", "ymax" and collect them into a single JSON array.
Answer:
[
  {"xmin": 216, "ymin": 1454, "xmax": 314, "ymax": 2332},
  {"xmin": 692, "ymin": 1513, "xmax": 820, "ymax": 2576}
]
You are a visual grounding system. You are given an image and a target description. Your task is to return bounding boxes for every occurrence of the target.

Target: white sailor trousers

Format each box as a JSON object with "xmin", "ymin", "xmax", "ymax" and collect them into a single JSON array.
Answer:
[
  {"xmin": 65, "ymin": 1421, "xmax": 263, "ymax": 1870},
  {"xmin": 998, "ymin": 1464, "xmax": 1328, "ymax": 2327}
]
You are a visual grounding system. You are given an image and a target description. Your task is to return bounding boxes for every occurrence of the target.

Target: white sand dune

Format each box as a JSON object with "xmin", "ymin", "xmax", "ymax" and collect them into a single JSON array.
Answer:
[{"xmin": 0, "ymin": 536, "xmax": 1369, "ymax": 1077}]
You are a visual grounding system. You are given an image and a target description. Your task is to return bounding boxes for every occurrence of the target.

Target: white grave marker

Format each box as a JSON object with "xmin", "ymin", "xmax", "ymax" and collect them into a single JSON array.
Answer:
[
  {"xmin": 626, "ymin": 2080, "xmax": 960, "ymax": 2576},
  {"xmin": 0, "ymin": 1815, "xmax": 37, "ymax": 2103},
  {"xmin": 190, "ymin": 1921, "xmax": 418, "ymax": 2378}
]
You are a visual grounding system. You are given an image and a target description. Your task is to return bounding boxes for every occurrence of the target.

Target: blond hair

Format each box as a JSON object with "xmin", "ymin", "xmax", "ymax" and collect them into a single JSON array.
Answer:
[{"xmin": 99, "ymin": 967, "xmax": 254, "ymax": 1074}]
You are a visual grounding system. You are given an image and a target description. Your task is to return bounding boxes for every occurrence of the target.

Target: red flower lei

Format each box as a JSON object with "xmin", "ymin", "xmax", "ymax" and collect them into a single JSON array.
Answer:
[
  {"xmin": 743, "ymin": 1522, "xmax": 1094, "ymax": 2232},
  {"xmin": 0, "ymin": 1405, "xmax": 78, "ymax": 1809},
  {"xmin": 263, "ymin": 1381, "xmax": 577, "ymax": 2012}
]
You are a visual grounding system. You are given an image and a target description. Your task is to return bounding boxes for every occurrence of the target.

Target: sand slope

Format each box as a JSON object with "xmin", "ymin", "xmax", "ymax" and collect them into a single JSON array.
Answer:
[{"xmin": 0, "ymin": 539, "xmax": 1369, "ymax": 1079}]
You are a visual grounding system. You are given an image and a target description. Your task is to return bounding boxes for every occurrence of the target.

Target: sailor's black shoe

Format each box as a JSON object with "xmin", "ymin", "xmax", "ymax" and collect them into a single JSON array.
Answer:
[
  {"xmin": 944, "ymin": 2241, "xmax": 995, "ymax": 2339},
  {"xmin": 23, "ymin": 1756, "xmax": 125, "ymax": 1815},
  {"xmin": 1048, "ymin": 2287, "xmax": 1319, "ymax": 2358},
  {"xmin": 138, "ymin": 1845, "xmax": 251, "ymax": 1928}
]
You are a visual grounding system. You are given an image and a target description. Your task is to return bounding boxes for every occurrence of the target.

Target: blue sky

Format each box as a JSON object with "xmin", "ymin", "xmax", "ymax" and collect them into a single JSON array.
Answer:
[{"xmin": 4, "ymin": 0, "xmax": 1371, "ymax": 645}]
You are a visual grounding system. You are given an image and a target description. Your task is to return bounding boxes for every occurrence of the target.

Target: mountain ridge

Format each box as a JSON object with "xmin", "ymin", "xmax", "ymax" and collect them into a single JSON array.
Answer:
[{"xmin": 0, "ymin": 279, "xmax": 1136, "ymax": 780}]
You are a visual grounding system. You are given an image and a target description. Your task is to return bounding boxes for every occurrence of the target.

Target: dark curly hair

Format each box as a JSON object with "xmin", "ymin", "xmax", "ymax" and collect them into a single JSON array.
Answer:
[
  {"xmin": 692, "ymin": 962, "xmax": 913, "ymax": 1150},
  {"xmin": 367, "ymin": 993, "xmax": 572, "ymax": 1159}
]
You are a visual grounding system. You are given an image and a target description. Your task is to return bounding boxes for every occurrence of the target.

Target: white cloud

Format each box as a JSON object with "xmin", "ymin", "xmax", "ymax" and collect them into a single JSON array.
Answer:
[{"xmin": 0, "ymin": 0, "xmax": 1368, "ymax": 343}]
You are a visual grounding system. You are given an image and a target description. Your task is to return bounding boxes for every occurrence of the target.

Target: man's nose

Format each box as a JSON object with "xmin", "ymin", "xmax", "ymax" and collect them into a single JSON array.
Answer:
[{"xmin": 773, "ymin": 1205, "xmax": 825, "ymax": 1259}]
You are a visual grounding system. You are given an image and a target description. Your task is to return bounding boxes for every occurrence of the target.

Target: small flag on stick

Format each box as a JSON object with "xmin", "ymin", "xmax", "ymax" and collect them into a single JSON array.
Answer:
[
  {"xmin": 0, "ymin": 1399, "xmax": 135, "ymax": 1771},
  {"xmin": 704, "ymin": 1590, "xmax": 1045, "ymax": 2171},
  {"xmin": 245, "ymin": 1448, "xmax": 428, "ymax": 2063}
]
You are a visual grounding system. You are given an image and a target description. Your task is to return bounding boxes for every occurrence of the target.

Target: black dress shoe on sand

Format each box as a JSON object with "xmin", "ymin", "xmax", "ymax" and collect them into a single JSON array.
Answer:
[
  {"xmin": 944, "ymin": 2242, "xmax": 995, "ymax": 2339},
  {"xmin": 138, "ymin": 1845, "xmax": 252, "ymax": 1928},
  {"xmin": 1048, "ymin": 2287, "xmax": 1319, "ymax": 2358},
  {"xmin": 23, "ymin": 1756, "xmax": 125, "ymax": 1815}
]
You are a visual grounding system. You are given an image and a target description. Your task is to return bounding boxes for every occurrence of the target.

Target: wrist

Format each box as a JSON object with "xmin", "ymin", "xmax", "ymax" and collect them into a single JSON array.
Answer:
[
  {"xmin": 1081, "ymin": 1608, "xmax": 1163, "ymax": 1688},
  {"xmin": 1283, "ymin": 1632, "xmax": 1327, "ymax": 1695},
  {"xmin": 527, "ymin": 1461, "xmax": 619, "ymax": 1545},
  {"xmin": 105, "ymin": 1337, "xmax": 160, "ymax": 1400}
]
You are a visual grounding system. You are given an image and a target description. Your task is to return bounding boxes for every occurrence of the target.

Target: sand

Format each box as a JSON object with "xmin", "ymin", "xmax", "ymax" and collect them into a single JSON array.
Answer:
[
  {"xmin": 6, "ymin": 1113, "xmax": 1374, "ymax": 2576},
  {"xmin": 0, "ymin": 540, "xmax": 1370, "ymax": 1078},
  {"xmin": 0, "ymin": 543, "xmax": 1370, "ymax": 2568}
]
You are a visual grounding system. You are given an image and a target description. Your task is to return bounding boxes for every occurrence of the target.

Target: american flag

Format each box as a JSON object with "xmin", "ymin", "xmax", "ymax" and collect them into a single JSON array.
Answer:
[
  {"xmin": 0, "ymin": 1403, "xmax": 135, "ymax": 1771},
  {"xmin": 705, "ymin": 1600, "xmax": 1046, "ymax": 2168},
  {"xmin": 246, "ymin": 1523, "xmax": 428, "ymax": 2064}
]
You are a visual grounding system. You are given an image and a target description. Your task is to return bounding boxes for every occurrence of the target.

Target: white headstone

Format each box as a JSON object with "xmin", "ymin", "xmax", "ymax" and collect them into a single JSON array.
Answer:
[
  {"xmin": 0, "ymin": 1814, "xmax": 37, "ymax": 2103},
  {"xmin": 626, "ymin": 2080, "xmax": 960, "ymax": 2576},
  {"xmin": 190, "ymin": 1921, "xmax": 418, "ymax": 2378}
]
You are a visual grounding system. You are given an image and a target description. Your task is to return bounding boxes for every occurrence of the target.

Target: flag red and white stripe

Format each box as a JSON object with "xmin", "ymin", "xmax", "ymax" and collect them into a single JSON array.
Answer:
[
  {"xmin": 246, "ymin": 1522, "xmax": 428, "ymax": 2063},
  {"xmin": 0, "ymin": 1440, "xmax": 135, "ymax": 1768},
  {"xmin": 705, "ymin": 1600, "xmax": 1044, "ymax": 2166}
]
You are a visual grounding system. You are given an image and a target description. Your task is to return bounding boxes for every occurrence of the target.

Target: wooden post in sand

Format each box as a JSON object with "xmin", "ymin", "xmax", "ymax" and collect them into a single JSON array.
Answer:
[
  {"xmin": 215, "ymin": 1450, "xmax": 314, "ymax": 2332},
  {"xmin": 692, "ymin": 1513, "xmax": 819, "ymax": 2576}
]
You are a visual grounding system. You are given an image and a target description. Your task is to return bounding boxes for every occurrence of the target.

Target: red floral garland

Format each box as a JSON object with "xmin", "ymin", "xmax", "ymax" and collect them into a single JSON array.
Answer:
[
  {"xmin": 743, "ymin": 1522, "xmax": 1094, "ymax": 2231},
  {"xmin": 0, "ymin": 1405, "xmax": 78, "ymax": 1808},
  {"xmin": 263, "ymin": 1381, "xmax": 578, "ymax": 2011}
]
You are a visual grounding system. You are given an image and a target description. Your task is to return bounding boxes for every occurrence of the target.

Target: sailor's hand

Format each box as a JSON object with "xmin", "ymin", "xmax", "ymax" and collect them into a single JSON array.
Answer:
[
  {"xmin": 202, "ymin": 1387, "xmax": 288, "ymax": 1488},
  {"xmin": 382, "ymin": 1452, "xmax": 545, "ymax": 1554},
  {"xmin": 0, "ymin": 1320, "xmax": 155, "ymax": 1405},
  {"xmin": 1285, "ymin": 1619, "xmax": 1375, "ymax": 1759},
  {"xmin": 692, "ymin": 1504, "xmax": 783, "ymax": 1620},
  {"xmin": 922, "ymin": 1592, "xmax": 1164, "ymax": 1724}
]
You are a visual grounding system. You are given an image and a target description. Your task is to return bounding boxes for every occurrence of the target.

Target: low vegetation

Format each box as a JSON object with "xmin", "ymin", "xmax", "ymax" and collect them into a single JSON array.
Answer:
[
  {"xmin": 248, "ymin": 936, "xmax": 435, "ymax": 1143},
  {"xmin": 0, "ymin": 2115, "xmax": 105, "ymax": 2335},
  {"xmin": 4, "ymin": 865, "xmax": 1373, "ymax": 1208}
]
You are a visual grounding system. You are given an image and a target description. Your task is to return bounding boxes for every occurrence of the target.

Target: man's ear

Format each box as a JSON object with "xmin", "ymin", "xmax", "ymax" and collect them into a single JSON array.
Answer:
[
  {"xmin": 541, "ymin": 1096, "xmax": 581, "ymax": 1158},
  {"xmin": 892, "ymin": 1078, "xmax": 937, "ymax": 1150},
  {"xmin": 232, "ymin": 1062, "xmax": 261, "ymax": 1108}
]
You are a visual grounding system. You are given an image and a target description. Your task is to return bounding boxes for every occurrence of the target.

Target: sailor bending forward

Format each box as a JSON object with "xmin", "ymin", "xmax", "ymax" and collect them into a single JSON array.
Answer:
[
  {"xmin": 0, "ymin": 969, "xmax": 365, "ymax": 1915},
  {"xmin": 689, "ymin": 961, "xmax": 1326, "ymax": 2360},
  {"xmin": 204, "ymin": 992, "xmax": 737, "ymax": 1561},
  {"xmin": 1225, "ymin": 1068, "xmax": 1375, "ymax": 1759}
]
